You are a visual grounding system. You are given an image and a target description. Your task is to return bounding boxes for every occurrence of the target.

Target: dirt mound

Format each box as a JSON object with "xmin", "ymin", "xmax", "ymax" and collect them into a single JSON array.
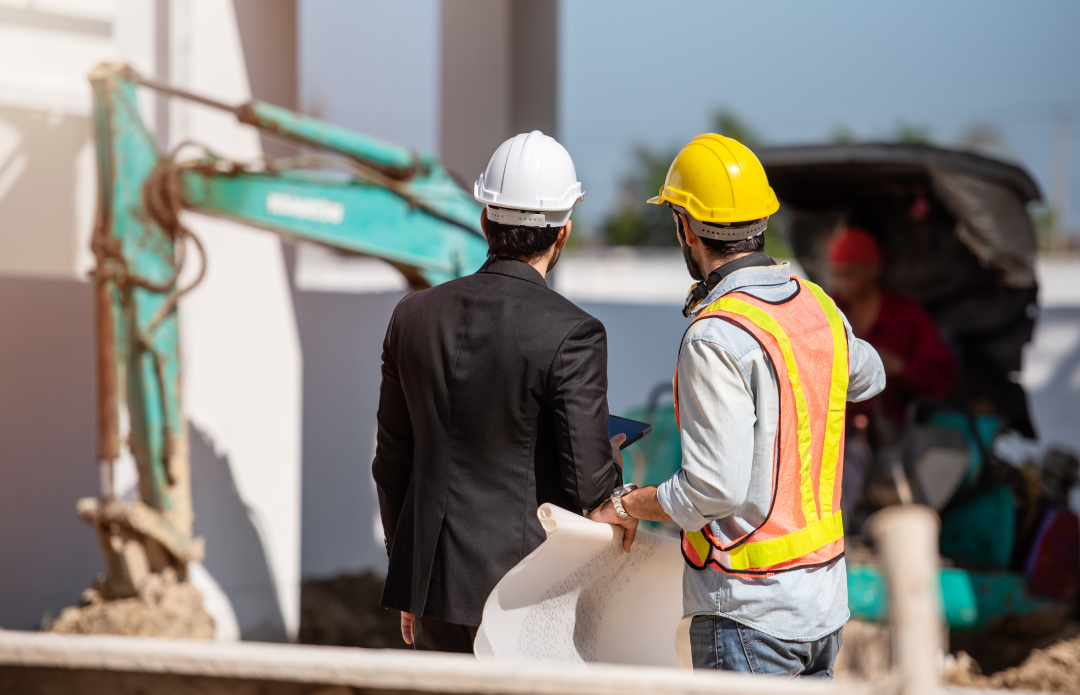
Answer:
[
  {"xmin": 47, "ymin": 569, "xmax": 213, "ymax": 639},
  {"xmin": 835, "ymin": 620, "xmax": 891, "ymax": 681},
  {"xmin": 840, "ymin": 618, "xmax": 1080, "ymax": 693},
  {"xmin": 299, "ymin": 571, "xmax": 407, "ymax": 649},
  {"xmin": 950, "ymin": 634, "xmax": 1080, "ymax": 695}
]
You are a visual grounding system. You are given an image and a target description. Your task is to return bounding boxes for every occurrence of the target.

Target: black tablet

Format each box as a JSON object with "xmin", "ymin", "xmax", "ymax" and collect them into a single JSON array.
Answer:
[{"xmin": 608, "ymin": 415, "xmax": 653, "ymax": 450}]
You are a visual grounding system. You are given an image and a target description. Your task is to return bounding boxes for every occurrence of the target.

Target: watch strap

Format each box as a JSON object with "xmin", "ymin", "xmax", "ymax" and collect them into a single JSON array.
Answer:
[{"xmin": 611, "ymin": 484, "xmax": 638, "ymax": 520}]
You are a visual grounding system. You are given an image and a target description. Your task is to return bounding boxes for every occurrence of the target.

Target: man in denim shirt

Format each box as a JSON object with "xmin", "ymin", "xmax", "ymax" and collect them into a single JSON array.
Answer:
[{"xmin": 592, "ymin": 135, "xmax": 885, "ymax": 677}]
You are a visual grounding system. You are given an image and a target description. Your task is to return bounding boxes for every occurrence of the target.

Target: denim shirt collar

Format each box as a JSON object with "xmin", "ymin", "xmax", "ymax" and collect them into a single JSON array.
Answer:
[{"xmin": 690, "ymin": 262, "xmax": 795, "ymax": 317}]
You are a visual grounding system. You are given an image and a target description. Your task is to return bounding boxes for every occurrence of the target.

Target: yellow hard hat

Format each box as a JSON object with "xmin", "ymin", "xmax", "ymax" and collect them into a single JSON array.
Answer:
[{"xmin": 647, "ymin": 133, "xmax": 779, "ymax": 224}]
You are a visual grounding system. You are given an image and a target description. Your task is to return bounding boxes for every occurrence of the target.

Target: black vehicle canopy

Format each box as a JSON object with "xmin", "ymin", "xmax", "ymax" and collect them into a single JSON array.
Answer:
[{"xmin": 758, "ymin": 143, "xmax": 1041, "ymax": 437}]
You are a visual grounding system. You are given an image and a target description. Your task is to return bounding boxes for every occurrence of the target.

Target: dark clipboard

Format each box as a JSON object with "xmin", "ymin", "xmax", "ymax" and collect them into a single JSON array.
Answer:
[{"xmin": 608, "ymin": 415, "xmax": 653, "ymax": 450}]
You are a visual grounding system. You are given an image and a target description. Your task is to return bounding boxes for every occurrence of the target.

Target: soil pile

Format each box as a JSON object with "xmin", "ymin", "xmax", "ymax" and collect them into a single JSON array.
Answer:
[
  {"xmin": 948, "ymin": 636, "xmax": 1080, "ymax": 694},
  {"xmin": 989, "ymin": 637, "xmax": 1080, "ymax": 693},
  {"xmin": 299, "ymin": 571, "xmax": 407, "ymax": 649},
  {"xmin": 839, "ymin": 619, "xmax": 1080, "ymax": 693},
  {"xmin": 47, "ymin": 569, "xmax": 213, "ymax": 639},
  {"xmin": 835, "ymin": 620, "xmax": 891, "ymax": 681}
]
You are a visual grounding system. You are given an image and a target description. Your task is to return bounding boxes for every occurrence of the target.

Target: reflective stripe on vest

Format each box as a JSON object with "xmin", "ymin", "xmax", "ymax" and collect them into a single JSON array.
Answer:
[{"xmin": 676, "ymin": 278, "xmax": 849, "ymax": 576}]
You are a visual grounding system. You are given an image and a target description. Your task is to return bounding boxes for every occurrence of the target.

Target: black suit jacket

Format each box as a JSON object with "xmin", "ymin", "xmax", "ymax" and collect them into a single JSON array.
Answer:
[{"xmin": 372, "ymin": 257, "xmax": 622, "ymax": 626}]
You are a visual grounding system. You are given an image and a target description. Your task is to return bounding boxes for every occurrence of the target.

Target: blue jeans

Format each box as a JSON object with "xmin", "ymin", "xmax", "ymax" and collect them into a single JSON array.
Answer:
[{"xmin": 689, "ymin": 615, "xmax": 843, "ymax": 677}]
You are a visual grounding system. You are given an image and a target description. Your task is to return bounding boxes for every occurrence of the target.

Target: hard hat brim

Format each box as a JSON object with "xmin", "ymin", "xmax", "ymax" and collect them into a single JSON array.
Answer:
[{"xmin": 646, "ymin": 187, "xmax": 779, "ymax": 223}]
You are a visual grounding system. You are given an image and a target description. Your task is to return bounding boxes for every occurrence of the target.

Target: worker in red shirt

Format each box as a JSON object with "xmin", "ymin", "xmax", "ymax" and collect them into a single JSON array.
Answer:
[{"xmin": 829, "ymin": 227, "xmax": 958, "ymax": 521}]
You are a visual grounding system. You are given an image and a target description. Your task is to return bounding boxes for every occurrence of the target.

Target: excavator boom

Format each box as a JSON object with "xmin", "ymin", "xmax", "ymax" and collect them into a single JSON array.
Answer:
[{"xmin": 85, "ymin": 62, "xmax": 488, "ymax": 599}]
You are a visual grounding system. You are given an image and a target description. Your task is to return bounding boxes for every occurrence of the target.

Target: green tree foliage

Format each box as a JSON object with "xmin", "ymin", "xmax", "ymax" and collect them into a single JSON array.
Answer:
[
  {"xmin": 829, "ymin": 123, "xmax": 857, "ymax": 144},
  {"xmin": 603, "ymin": 144, "xmax": 680, "ymax": 246},
  {"xmin": 711, "ymin": 109, "xmax": 760, "ymax": 147},
  {"xmin": 892, "ymin": 121, "xmax": 934, "ymax": 144},
  {"xmin": 602, "ymin": 109, "xmax": 792, "ymax": 256}
]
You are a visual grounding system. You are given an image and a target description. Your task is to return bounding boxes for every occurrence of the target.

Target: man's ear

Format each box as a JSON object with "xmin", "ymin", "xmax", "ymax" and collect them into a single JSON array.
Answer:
[
  {"xmin": 555, "ymin": 219, "xmax": 572, "ymax": 250},
  {"xmin": 480, "ymin": 207, "xmax": 489, "ymax": 240},
  {"xmin": 680, "ymin": 214, "xmax": 700, "ymax": 247}
]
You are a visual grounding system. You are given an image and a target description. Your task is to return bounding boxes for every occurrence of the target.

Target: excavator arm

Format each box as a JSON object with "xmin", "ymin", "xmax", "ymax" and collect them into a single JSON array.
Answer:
[{"xmin": 84, "ymin": 62, "xmax": 488, "ymax": 597}]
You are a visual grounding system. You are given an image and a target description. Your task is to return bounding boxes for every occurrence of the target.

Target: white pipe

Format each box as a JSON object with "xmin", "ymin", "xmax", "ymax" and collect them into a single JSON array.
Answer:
[{"xmin": 870, "ymin": 505, "xmax": 943, "ymax": 695}]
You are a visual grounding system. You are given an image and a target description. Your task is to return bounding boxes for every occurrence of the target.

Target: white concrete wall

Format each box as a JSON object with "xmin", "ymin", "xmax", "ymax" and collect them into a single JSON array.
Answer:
[
  {"xmin": 149, "ymin": 0, "xmax": 302, "ymax": 642},
  {"xmin": 0, "ymin": 0, "xmax": 303, "ymax": 642},
  {"xmin": 0, "ymin": 0, "xmax": 121, "ymax": 279},
  {"xmin": 1023, "ymin": 259, "xmax": 1080, "ymax": 455},
  {"xmin": 0, "ymin": 0, "xmax": 151, "ymax": 632}
]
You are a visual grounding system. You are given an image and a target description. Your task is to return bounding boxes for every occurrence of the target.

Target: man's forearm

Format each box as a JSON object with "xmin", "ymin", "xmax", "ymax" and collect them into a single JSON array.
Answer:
[{"xmin": 622, "ymin": 485, "xmax": 674, "ymax": 523}]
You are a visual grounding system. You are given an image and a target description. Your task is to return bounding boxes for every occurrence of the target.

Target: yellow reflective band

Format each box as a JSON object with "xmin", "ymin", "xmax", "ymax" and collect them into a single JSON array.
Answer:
[
  {"xmin": 709, "ymin": 297, "xmax": 818, "ymax": 524},
  {"xmin": 804, "ymin": 281, "xmax": 850, "ymax": 517},
  {"xmin": 727, "ymin": 511, "xmax": 844, "ymax": 571},
  {"xmin": 684, "ymin": 529, "xmax": 711, "ymax": 566}
]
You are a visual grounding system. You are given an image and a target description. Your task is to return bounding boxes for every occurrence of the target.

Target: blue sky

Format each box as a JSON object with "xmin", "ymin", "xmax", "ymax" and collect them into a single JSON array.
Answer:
[{"xmin": 301, "ymin": 0, "xmax": 1080, "ymax": 234}]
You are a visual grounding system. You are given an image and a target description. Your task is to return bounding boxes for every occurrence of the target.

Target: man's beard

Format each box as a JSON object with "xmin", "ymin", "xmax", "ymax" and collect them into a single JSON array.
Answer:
[
  {"xmin": 680, "ymin": 238, "xmax": 704, "ymax": 282},
  {"xmin": 546, "ymin": 247, "xmax": 562, "ymax": 272}
]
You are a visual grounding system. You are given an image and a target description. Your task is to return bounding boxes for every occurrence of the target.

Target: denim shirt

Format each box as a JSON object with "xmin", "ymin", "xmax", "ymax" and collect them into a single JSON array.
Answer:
[{"xmin": 656, "ymin": 263, "xmax": 886, "ymax": 642}]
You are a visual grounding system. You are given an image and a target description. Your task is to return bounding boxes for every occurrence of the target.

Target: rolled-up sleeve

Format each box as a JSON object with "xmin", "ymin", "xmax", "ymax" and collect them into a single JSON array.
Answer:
[
  {"xmin": 844, "ymin": 315, "xmax": 887, "ymax": 402},
  {"xmin": 657, "ymin": 339, "xmax": 756, "ymax": 532}
]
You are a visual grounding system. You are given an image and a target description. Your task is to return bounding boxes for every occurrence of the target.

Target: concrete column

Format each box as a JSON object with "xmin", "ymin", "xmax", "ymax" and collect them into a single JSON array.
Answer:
[
  {"xmin": 440, "ymin": 0, "xmax": 557, "ymax": 183},
  {"xmin": 509, "ymin": 0, "xmax": 557, "ymax": 138}
]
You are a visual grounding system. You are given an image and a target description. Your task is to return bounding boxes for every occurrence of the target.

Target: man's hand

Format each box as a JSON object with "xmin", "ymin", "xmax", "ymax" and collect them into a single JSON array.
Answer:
[
  {"xmin": 588, "ymin": 498, "xmax": 638, "ymax": 553},
  {"xmin": 401, "ymin": 611, "xmax": 415, "ymax": 645},
  {"xmin": 610, "ymin": 434, "xmax": 626, "ymax": 469},
  {"xmin": 878, "ymin": 348, "xmax": 905, "ymax": 379}
]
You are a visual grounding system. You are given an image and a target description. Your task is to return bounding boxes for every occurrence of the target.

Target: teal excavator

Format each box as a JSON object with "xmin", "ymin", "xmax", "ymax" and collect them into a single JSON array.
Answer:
[{"xmin": 81, "ymin": 62, "xmax": 488, "ymax": 602}]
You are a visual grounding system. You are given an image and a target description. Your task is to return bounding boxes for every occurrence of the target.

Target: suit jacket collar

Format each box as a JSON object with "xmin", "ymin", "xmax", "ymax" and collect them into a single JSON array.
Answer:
[{"xmin": 477, "ymin": 256, "xmax": 549, "ymax": 288}]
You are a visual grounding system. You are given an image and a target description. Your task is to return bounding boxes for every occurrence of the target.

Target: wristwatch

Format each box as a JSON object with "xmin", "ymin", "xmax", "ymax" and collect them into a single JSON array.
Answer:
[{"xmin": 610, "ymin": 484, "xmax": 638, "ymax": 520}]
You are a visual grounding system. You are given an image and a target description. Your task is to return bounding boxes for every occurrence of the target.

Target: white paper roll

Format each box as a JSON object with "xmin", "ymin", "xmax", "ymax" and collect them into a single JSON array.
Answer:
[{"xmin": 475, "ymin": 503, "xmax": 689, "ymax": 668}]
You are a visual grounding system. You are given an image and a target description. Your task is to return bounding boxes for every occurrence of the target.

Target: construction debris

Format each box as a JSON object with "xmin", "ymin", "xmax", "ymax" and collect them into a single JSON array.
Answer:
[{"xmin": 47, "ymin": 568, "xmax": 213, "ymax": 639}]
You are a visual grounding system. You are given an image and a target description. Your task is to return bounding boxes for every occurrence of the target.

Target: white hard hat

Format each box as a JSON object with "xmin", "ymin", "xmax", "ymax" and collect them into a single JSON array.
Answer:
[{"xmin": 474, "ymin": 131, "xmax": 584, "ymax": 228}]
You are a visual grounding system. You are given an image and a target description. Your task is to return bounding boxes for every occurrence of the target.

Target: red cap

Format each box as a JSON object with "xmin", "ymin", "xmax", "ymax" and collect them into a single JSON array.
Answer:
[{"xmin": 829, "ymin": 227, "xmax": 882, "ymax": 265}]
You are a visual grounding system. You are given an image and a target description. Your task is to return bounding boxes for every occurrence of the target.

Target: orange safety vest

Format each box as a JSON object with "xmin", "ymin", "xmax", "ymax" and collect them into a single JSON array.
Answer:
[{"xmin": 677, "ymin": 278, "xmax": 850, "ymax": 576}]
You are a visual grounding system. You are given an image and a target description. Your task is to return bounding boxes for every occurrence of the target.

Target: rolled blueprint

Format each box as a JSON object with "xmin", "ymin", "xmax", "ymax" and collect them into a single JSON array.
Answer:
[{"xmin": 474, "ymin": 503, "xmax": 690, "ymax": 667}]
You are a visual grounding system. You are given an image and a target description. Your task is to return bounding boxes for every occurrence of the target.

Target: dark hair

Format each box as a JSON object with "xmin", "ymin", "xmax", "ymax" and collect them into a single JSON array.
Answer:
[
  {"xmin": 700, "ymin": 233, "xmax": 765, "ymax": 258},
  {"xmin": 485, "ymin": 219, "xmax": 560, "ymax": 260}
]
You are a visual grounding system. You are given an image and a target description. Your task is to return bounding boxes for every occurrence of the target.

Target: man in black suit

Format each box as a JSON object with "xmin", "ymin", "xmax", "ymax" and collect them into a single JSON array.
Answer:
[{"xmin": 372, "ymin": 131, "xmax": 630, "ymax": 653}]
